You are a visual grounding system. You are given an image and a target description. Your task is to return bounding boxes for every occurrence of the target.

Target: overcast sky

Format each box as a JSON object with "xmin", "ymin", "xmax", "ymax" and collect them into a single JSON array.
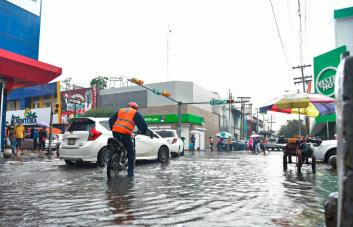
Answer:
[{"xmin": 39, "ymin": 0, "xmax": 353, "ymax": 130}]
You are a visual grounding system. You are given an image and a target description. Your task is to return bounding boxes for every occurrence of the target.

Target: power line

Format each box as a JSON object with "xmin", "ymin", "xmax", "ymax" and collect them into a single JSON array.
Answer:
[
  {"xmin": 269, "ymin": 0, "xmax": 291, "ymax": 69},
  {"xmin": 297, "ymin": 0, "xmax": 303, "ymax": 65}
]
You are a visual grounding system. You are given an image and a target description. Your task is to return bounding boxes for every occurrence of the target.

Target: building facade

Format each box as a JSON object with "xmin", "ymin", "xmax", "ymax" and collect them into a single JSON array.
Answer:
[
  {"xmin": 312, "ymin": 6, "xmax": 353, "ymax": 139},
  {"xmin": 98, "ymin": 81, "xmax": 241, "ymax": 150},
  {"xmin": 6, "ymin": 82, "xmax": 61, "ymax": 126}
]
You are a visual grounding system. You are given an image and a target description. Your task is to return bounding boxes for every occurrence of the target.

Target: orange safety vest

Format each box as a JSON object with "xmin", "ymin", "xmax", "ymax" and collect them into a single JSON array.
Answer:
[{"xmin": 112, "ymin": 108, "xmax": 137, "ymax": 135}]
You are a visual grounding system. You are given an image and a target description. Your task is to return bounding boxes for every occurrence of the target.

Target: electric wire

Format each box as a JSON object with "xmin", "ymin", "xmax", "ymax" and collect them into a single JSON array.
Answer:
[
  {"xmin": 297, "ymin": 0, "xmax": 303, "ymax": 65},
  {"xmin": 269, "ymin": 0, "xmax": 291, "ymax": 69}
]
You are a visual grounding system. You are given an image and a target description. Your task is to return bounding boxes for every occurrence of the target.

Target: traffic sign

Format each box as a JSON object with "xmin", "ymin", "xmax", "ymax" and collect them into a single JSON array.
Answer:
[{"xmin": 209, "ymin": 99, "xmax": 227, "ymax": 105}]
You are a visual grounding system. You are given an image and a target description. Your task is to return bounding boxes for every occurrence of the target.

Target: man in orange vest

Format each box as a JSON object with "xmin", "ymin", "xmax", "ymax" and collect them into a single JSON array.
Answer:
[{"xmin": 109, "ymin": 102, "xmax": 147, "ymax": 177}]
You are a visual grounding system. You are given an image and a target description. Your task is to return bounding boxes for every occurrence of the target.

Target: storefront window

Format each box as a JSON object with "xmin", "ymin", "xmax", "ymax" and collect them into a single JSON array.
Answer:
[
  {"xmin": 31, "ymin": 97, "xmax": 40, "ymax": 109},
  {"xmin": 7, "ymin": 100, "xmax": 21, "ymax": 110},
  {"xmin": 43, "ymin": 96, "xmax": 51, "ymax": 108}
]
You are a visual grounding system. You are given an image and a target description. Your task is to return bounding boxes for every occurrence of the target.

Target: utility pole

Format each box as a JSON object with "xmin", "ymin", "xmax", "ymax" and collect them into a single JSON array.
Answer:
[
  {"xmin": 237, "ymin": 97, "xmax": 251, "ymax": 139},
  {"xmin": 267, "ymin": 115, "xmax": 275, "ymax": 132},
  {"xmin": 228, "ymin": 89, "xmax": 231, "ymax": 132},
  {"xmin": 166, "ymin": 25, "xmax": 171, "ymax": 81},
  {"xmin": 293, "ymin": 64, "xmax": 312, "ymax": 135},
  {"xmin": 256, "ymin": 109, "xmax": 259, "ymax": 133},
  {"xmin": 48, "ymin": 95, "xmax": 54, "ymax": 159}
]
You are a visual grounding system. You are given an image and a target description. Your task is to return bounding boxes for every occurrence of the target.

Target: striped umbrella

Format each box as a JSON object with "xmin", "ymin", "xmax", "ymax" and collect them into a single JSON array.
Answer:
[{"xmin": 259, "ymin": 93, "xmax": 335, "ymax": 117}]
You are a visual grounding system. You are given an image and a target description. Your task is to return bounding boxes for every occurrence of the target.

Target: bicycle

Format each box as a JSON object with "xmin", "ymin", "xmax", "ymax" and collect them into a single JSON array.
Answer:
[{"xmin": 106, "ymin": 137, "xmax": 135, "ymax": 179}]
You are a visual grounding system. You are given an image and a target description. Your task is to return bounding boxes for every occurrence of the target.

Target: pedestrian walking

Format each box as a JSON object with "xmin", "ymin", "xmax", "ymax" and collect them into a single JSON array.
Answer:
[
  {"xmin": 190, "ymin": 134, "xmax": 196, "ymax": 151},
  {"xmin": 209, "ymin": 136, "xmax": 214, "ymax": 151},
  {"xmin": 227, "ymin": 136, "xmax": 232, "ymax": 151},
  {"xmin": 15, "ymin": 123, "xmax": 25, "ymax": 155},
  {"xmin": 6, "ymin": 124, "xmax": 16, "ymax": 155},
  {"xmin": 39, "ymin": 127, "xmax": 47, "ymax": 151},
  {"xmin": 33, "ymin": 128, "xmax": 39, "ymax": 150}
]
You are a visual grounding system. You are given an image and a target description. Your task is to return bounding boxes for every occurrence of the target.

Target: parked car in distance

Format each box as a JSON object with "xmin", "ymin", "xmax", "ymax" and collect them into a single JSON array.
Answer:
[
  {"xmin": 45, "ymin": 134, "xmax": 63, "ymax": 151},
  {"xmin": 265, "ymin": 138, "xmax": 284, "ymax": 151},
  {"xmin": 231, "ymin": 139, "xmax": 246, "ymax": 151},
  {"xmin": 312, "ymin": 139, "xmax": 337, "ymax": 163},
  {"xmin": 59, "ymin": 117, "xmax": 170, "ymax": 167},
  {"xmin": 154, "ymin": 129, "xmax": 184, "ymax": 157}
]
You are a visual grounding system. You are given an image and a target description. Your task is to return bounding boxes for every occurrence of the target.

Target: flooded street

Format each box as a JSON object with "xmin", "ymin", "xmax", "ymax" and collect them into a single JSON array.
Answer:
[{"xmin": 0, "ymin": 151, "xmax": 337, "ymax": 226}]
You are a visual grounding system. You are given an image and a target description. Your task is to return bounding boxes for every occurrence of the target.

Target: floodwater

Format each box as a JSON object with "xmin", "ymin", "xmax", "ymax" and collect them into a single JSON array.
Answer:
[{"xmin": 0, "ymin": 151, "xmax": 337, "ymax": 226}]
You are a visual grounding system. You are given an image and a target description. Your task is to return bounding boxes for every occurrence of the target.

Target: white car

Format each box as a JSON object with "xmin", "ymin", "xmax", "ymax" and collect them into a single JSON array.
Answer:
[
  {"xmin": 45, "ymin": 134, "xmax": 63, "ymax": 151},
  {"xmin": 59, "ymin": 117, "xmax": 170, "ymax": 166},
  {"xmin": 313, "ymin": 139, "xmax": 337, "ymax": 163},
  {"xmin": 154, "ymin": 129, "xmax": 184, "ymax": 157}
]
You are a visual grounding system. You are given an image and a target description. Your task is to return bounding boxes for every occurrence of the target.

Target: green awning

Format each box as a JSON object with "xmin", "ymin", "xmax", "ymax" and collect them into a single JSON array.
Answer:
[
  {"xmin": 315, "ymin": 113, "xmax": 336, "ymax": 123},
  {"xmin": 144, "ymin": 114, "xmax": 204, "ymax": 125}
]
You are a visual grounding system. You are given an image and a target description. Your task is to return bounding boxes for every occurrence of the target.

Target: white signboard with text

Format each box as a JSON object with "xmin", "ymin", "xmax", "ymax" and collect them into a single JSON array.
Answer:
[{"xmin": 6, "ymin": 108, "xmax": 58, "ymax": 125}]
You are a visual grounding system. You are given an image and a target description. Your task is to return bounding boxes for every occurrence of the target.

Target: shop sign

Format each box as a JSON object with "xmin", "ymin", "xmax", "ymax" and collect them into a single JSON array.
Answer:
[
  {"xmin": 144, "ymin": 115, "xmax": 161, "ymax": 123},
  {"xmin": 314, "ymin": 45, "xmax": 346, "ymax": 98},
  {"xmin": 11, "ymin": 108, "xmax": 37, "ymax": 125},
  {"xmin": 315, "ymin": 67, "xmax": 336, "ymax": 97},
  {"xmin": 144, "ymin": 114, "xmax": 204, "ymax": 125}
]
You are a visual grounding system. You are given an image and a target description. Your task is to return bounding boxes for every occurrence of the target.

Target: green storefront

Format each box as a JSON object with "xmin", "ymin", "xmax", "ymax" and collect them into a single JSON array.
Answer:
[
  {"xmin": 312, "ymin": 45, "xmax": 347, "ymax": 139},
  {"xmin": 144, "ymin": 113, "xmax": 206, "ymax": 150},
  {"xmin": 144, "ymin": 114, "xmax": 204, "ymax": 125}
]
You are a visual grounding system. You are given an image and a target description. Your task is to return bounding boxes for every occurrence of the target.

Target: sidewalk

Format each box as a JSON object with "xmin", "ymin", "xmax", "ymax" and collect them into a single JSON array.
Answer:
[{"xmin": 0, "ymin": 148, "xmax": 58, "ymax": 163}]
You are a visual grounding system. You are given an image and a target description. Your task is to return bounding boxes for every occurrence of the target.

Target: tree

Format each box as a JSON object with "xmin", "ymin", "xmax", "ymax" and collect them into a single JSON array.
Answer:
[
  {"xmin": 278, "ymin": 119, "xmax": 306, "ymax": 138},
  {"xmin": 83, "ymin": 108, "xmax": 116, "ymax": 118},
  {"xmin": 90, "ymin": 76, "xmax": 108, "ymax": 89}
]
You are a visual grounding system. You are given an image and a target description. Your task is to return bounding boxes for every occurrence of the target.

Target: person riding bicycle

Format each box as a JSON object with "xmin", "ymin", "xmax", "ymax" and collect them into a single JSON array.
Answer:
[{"xmin": 109, "ymin": 102, "xmax": 147, "ymax": 177}]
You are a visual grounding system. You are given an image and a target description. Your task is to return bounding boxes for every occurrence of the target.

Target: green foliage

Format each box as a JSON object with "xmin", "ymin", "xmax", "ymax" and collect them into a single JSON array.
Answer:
[
  {"xmin": 90, "ymin": 76, "xmax": 109, "ymax": 89},
  {"xmin": 278, "ymin": 119, "xmax": 306, "ymax": 138},
  {"xmin": 83, "ymin": 108, "xmax": 116, "ymax": 118}
]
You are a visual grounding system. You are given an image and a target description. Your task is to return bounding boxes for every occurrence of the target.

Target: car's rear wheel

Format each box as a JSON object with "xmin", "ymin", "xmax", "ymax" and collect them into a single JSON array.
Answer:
[
  {"xmin": 324, "ymin": 149, "xmax": 337, "ymax": 163},
  {"xmin": 64, "ymin": 159, "xmax": 82, "ymax": 167},
  {"xmin": 97, "ymin": 147, "xmax": 110, "ymax": 167},
  {"xmin": 158, "ymin": 146, "xmax": 169, "ymax": 163}
]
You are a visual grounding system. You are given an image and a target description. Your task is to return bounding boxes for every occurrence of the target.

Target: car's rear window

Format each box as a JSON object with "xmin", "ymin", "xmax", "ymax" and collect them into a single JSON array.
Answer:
[
  {"xmin": 67, "ymin": 119, "xmax": 95, "ymax": 131},
  {"xmin": 156, "ymin": 130, "xmax": 175, "ymax": 138},
  {"xmin": 268, "ymin": 139, "xmax": 277, "ymax": 143},
  {"xmin": 99, "ymin": 120, "xmax": 111, "ymax": 131}
]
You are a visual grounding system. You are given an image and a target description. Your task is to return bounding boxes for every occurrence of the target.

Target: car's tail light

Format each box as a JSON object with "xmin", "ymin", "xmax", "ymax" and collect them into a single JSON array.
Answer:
[
  {"xmin": 172, "ymin": 138, "xmax": 178, "ymax": 144},
  {"xmin": 88, "ymin": 128, "xmax": 102, "ymax": 141}
]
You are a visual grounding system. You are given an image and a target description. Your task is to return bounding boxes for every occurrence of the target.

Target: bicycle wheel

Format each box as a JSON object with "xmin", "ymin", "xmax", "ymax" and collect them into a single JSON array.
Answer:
[{"xmin": 107, "ymin": 151, "xmax": 122, "ymax": 179}]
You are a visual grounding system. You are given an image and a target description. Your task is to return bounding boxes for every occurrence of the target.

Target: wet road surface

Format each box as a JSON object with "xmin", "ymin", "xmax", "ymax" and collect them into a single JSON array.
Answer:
[{"xmin": 0, "ymin": 151, "xmax": 337, "ymax": 226}]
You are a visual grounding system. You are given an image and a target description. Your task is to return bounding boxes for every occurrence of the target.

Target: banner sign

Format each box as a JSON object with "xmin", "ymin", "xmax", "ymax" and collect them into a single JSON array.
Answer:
[
  {"xmin": 314, "ymin": 45, "xmax": 347, "ymax": 97},
  {"xmin": 61, "ymin": 88, "xmax": 96, "ymax": 122}
]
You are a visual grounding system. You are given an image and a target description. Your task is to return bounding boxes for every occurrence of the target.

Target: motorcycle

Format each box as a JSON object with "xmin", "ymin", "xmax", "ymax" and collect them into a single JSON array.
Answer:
[{"xmin": 106, "ymin": 136, "xmax": 136, "ymax": 179}]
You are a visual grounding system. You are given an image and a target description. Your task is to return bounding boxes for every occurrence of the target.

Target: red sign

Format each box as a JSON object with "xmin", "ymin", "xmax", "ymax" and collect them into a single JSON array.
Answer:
[{"xmin": 61, "ymin": 88, "xmax": 96, "ymax": 122}]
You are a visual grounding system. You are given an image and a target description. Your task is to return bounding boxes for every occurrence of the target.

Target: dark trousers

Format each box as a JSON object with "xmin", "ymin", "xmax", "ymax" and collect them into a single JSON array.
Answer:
[
  {"xmin": 33, "ymin": 138, "xmax": 38, "ymax": 150},
  {"xmin": 113, "ymin": 132, "xmax": 135, "ymax": 175},
  {"xmin": 39, "ymin": 138, "xmax": 45, "ymax": 151}
]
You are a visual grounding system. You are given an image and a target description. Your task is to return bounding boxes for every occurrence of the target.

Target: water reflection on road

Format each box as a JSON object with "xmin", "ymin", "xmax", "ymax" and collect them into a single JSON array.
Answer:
[{"xmin": 0, "ymin": 151, "xmax": 337, "ymax": 226}]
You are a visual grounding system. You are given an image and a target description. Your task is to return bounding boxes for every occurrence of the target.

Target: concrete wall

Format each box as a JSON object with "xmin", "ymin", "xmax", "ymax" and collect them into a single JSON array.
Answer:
[
  {"xmin": 140, "ymin": 104, "xmax": 220, "ymax": 149},
  {"xmin": 186, "ymin": 105, "xmax": 220, "ymax": 145},
  {"xmin": 98, "ymin": 89, "xmax": 148, "ymax": 110},
  {"xmin": 335, "ymin": 17, "xmax": 353, "ymax": 53}
]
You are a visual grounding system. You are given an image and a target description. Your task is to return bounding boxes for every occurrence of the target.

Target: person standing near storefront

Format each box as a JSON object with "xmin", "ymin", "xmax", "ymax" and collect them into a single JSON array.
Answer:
[
  {"xmin": 6, "ymin": 124, "xmax": 16, "ymax": 155},
  {"xmin": 227, "ymin": 136, "xmax": 232, "ymax": 151},
  {"xmin": 190, "ymin": 134, "xmax": 196, "ymax": 151},
  {"xmin": 15, "ymin": 123, "xmax": 25, "ymax": 155},
  {"xmin": 33, "ymin": 128, "xmax": 39, "ymax": 150},
  {"xmin": 209, "ymin": 136, "xmax": 214, "ymax": 151},
  {"xmin": 39, "ymin": 127, "xmax": 47, "ymax": 151}
]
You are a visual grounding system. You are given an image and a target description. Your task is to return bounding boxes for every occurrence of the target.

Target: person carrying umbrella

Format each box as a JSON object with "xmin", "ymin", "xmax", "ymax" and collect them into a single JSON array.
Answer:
[{"xmin": 39, "ymin": 127, "xmax": 47, "ymax": 151}]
